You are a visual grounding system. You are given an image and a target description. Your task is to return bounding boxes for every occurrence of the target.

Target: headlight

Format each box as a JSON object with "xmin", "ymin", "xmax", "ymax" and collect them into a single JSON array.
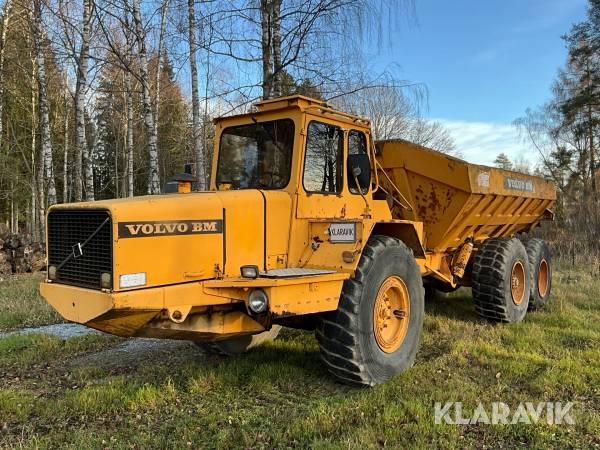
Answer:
[
  {"xmin": 48, "ymin": 266, "xmax": 57, "ymax": 280},
  {"xmin": 248, "ymin": 289, "xmax": 268, "ymax": 313},
  {"xmin": 240, "ymin": 265, "xmax": 259, "ymax": 279},
  {"xmin": 100, "ymin": 272, "xmax": 112, "ymax": 289}
]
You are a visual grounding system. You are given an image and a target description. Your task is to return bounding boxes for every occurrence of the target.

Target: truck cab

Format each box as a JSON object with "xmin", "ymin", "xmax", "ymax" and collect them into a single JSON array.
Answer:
[
  {"xmin": 210, "ymin": 95, "xmax": 401, "ymax": 274},
  {"xmin": 40, "ymin": 96, "xmax": 404, "ymax": 343}
]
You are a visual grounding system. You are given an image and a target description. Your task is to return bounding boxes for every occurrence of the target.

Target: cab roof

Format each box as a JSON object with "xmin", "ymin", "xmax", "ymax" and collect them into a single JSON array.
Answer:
[{"xmin": 215, "ymin": 94, "xmax": 371, "ymax": 130}]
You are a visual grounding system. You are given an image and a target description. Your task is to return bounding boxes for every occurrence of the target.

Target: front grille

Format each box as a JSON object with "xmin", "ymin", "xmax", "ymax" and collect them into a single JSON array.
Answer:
[{"xmin": 47, "ymin": 210, "xmax": 113, "ymax": 289}]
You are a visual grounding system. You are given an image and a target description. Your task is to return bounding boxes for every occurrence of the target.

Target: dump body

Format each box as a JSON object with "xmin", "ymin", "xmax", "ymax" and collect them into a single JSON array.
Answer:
[{"xmin": 376, "ymin": 140, "xmax": 556, "ymax": 253}]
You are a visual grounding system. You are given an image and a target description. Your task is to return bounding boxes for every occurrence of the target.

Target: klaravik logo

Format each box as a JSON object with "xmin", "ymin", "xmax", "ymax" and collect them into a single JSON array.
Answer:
[
  {"xmin": 118, "ymin": 220, "xmax": 223, "ymax": 238},
  {"xmin": 434, "ymin": 401, "xmax": 575, "ymax": 425}
]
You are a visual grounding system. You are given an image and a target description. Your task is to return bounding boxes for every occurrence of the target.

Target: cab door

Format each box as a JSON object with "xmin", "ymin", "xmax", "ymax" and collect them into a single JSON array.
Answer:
[
  {"xmin": 296, "ymin": 118, "xmax": 347, "ymax": 219},
  {"xmin": 293, "ymin": 116, "xmax": 373, "ymax": 269}
]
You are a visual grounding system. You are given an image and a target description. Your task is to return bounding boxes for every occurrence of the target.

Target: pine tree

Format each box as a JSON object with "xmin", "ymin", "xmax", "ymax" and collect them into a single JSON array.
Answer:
[{"xmin": 494, "ymin": 153, "xmax": 513, "ymax": 170}]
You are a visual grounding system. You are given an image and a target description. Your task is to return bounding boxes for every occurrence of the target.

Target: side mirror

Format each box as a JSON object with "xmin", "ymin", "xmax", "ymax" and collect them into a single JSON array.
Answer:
[{"xmin": 347, "ymin": 153, "xmax": 371, "ymax": 193}]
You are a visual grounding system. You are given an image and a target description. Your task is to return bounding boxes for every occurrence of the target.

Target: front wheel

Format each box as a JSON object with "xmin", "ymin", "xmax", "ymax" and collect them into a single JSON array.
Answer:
[{"xmin": 316, "ymin": 235, "xmax": 425, "ymax": 386}]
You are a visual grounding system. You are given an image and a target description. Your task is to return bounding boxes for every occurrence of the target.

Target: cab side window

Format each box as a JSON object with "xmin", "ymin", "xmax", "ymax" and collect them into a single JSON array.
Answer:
[
  {"xmin": 348, "ymin": 130, "xmax": 369, "ymax": 194},
  {"xmin": 303, "ymin": 121, "xmax": 344, "ymax": 193}
]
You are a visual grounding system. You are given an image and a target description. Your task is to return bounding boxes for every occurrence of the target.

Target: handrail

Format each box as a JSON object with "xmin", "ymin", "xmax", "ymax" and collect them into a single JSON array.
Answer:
[
  {"xmin": 301, "ymin": 105, "xmax": 371, "ymax": 125},
  {"xmin": 375, "ymin": 159, "xmax": 413, "ymax": 211}
]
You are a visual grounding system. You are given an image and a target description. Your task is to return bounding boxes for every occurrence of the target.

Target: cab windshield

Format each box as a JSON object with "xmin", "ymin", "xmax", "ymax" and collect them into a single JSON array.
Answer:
[{"xmin": 216, "ymin": 119, "xmax": 294, "ymax": 190}]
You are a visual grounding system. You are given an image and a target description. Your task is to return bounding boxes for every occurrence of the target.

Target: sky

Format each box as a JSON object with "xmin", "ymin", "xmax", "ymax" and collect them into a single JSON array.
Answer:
[{"xmin": 372, "ymin": 0, "xmax": 589, "ymax": 166}]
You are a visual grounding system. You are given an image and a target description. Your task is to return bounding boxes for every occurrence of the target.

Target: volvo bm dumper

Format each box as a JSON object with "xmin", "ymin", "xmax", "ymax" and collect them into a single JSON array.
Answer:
[{"xmin": 40, "ymin": 95, "xmax": 556, "ymax": 386}]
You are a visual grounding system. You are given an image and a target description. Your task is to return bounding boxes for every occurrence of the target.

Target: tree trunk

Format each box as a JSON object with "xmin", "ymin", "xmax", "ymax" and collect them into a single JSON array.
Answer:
[
  {"xmin": 187, "ymin": 0, "xmax": 204, "ymax": 187},
  {"xmin": 271, "ymin": 0, "xmax": 282, "ymax": 98},
  {"xmin": 588, "ymin": 104, "xmax": 597, "ymax": 202},
  {"xmin": 74, "ymin": 0, "xmax": 92, "ymax": 201},
  {"xmin": 153, "ymin": 0, "xmax": 168, "ymax": 163},
  {"xmin": 202, "ymin": 21, "xmax": 212, "ymax": 189},
  {"xmin": 63, "ymin": 88, "xmax": 69, "ymax": 203},
  {"xmin": 260, "ymin": 0, "xmax": 273, "ymax": 100},
  {"xmin": 82, "ymin": 108, "xmax": 94, "ymax": 200},
  {"xmin": 30, "ymin": 59, "xmax": 38, "ymax": 241},
  {"xmin": 125, "ymin": 72, "xmax": 134, "ymax": 197},
  {"xmin": 33, "ymin": 0, "xmax": 56, "ymax": 211},
  {"xmin": 132, "ymin": 0, "xmax": 160, "ymax": 195},
  {"xmin": 10, "ymin": 181, "xmax": 14, "ymax": 232},
  {"xmin": 0, "ymin": 0, "xmax": 13, "ymax": 150},
  {"xmin": 123, "ymin": 1, "xmax": 134, "ymax": 197}
]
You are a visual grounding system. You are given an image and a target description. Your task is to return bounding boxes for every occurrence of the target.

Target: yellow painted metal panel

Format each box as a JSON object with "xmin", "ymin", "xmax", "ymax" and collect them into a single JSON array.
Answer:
[
  {"xmin": 377, "ymin": 139, "xmax": 556, "ymax": 250},
  {"xmin": 218, "ymin": 190, "xmax": 265, "ymax": 276},
  {"xmin": 50, "ymin": 193, "xmax": 225, "ymax": 290},
  {"xmin": 267, "ymin": 278, "xmax": 345, "ymax": 317},
  {"xmin": 40, "ymin": 282, "xmax": 113, "ymax": 324},
  {"xmin": 136, "ymin": 310, "xmax": 265, "ymax": 341},
  {"xmin": 261, "ymin": 190, "xmax": 293, "ymax": 269}
]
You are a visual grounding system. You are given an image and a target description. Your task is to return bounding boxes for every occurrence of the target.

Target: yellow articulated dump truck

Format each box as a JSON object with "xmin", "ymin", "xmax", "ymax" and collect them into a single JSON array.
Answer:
[{"xmin": 40, "ymin": 95, "xmax": 556, "ymax": 386}]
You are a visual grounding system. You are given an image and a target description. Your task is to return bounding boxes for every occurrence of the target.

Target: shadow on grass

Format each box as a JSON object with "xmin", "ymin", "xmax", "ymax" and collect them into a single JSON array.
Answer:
[
  {"xmin": 424, "ymin": 287, "xmax": 482, "ymax": 323},
  {"xmin": 64, "ymin": 297, "xmax": 483, "ymax": 391},
  {"xmin": 64, "ymin": 328, "xmax": 340, "ymax": 393}
]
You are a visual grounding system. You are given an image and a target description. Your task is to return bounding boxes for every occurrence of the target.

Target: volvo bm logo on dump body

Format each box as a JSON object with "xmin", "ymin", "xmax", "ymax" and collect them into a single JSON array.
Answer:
[{"xmin": 118, "ymin": 220, "xmax": 223, "ymax": 238}]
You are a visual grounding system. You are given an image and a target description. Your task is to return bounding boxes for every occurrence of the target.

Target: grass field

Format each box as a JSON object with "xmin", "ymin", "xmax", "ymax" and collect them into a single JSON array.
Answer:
[
  {"xmin": 0, "ymin": 264, "xmax": 598, "ymax": 449},
  {"xmin": 0, "ymin": 273, "xmax": 62, "ymax": 331}
]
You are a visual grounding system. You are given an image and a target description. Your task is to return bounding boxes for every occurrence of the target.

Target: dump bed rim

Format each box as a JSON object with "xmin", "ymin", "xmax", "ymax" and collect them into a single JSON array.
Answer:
[{"xmin": 376, "ymin": 138, "xmax": 556, "ymax": 200}]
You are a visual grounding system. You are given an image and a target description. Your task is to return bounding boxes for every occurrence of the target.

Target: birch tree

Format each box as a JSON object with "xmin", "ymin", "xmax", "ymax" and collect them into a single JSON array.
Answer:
[
  {"xmin": 187, "ymin": 0, "xmax": 204, "ymax": 186},
  {"xmin": 124, "ymin": 8, "xmax": 134, "ymax": 197},
  {"xmin": 32, "ymin": 0, "xmax": 57, "ymax": 218},
  {"xmin": 125, "ymin": 70, "xmax": 133, "ymax": 196},
  {"xmin": 153, "ymin": 0, "xmax": 168, "ymax": 144},
  {"xmin": 0, "ymin": 0, "xmax": 12, "ymax": 149},
  {"xmin": 74, "ymin": 0, "xmax": 93, "ymax": 201},
  {"xmin": 260, "ymin": 0, "xmax": 273, "ymax": 99},
  {"xmin": 62, "ymin": 86, "xmax": 69, "ymax": 202},
  {"xmin": 132, "ymin": 0, "xmax": 160, "ymax": 194}
]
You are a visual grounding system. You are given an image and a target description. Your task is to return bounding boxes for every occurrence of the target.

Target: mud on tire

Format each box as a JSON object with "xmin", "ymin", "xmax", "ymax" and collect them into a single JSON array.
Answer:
[
  {"xmin": 525, "ymin": 238, "xmax": 552, "ymax": 310},
  {"xmin": 316, "ymin": 235, "xmax": 425, "ymax": 386},
  {"xmin": 472, "ymin": 237, "xmax": 531, "ymax": 323}
]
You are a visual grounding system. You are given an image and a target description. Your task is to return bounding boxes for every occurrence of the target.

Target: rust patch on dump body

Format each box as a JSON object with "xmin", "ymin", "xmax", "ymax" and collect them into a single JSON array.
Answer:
[{"xmin": 414, "ymin": 182, "xmax": 454, "ymax": 225}]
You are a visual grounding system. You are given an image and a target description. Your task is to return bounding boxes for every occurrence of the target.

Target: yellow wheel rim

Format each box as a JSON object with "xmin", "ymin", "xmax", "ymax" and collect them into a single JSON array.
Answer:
[
  {"xmin": 511, "ymin": 261, "xmax": 526, "ymax": 305},
  {"xmin": 373, "ymin": 276, "xmax": 410, "ymax": 353},
  {"xmin": 537, "ymin": 258, "xmax": 549, "ymax": 298}
]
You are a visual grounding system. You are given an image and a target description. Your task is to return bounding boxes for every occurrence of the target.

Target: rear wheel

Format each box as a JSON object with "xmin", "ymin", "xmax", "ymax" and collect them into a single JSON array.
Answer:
[
  {"xmin": 316, "ymin": 235, "xmax": 424, "ymax": 386},
  {"xmin": 195, "ymin": 326, "xmax": 281, "ymax": 356},
  {"xmin": 525, "ymin": 238, "xmax": 552, "ymax": 310},
  {"xmin": 472, "ymin": 237, "xmax": 531, "ymax": 323}
]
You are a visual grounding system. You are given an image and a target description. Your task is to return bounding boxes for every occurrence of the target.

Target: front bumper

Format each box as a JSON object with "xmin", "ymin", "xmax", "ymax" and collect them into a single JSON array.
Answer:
[{"xmin": 40, "ymin": 272, "xmax": 347, "ymax": 341}]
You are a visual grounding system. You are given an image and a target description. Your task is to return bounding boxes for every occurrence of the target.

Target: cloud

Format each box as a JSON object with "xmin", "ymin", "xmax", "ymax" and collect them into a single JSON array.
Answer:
[{"xmin": 435, "ymin": 119, "xmax": 537, "ymax": 167}]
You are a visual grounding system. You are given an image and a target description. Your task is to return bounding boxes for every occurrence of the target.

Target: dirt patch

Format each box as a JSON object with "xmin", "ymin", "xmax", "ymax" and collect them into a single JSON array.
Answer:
[
  {"xmin": 0, "ymin": 322, "xmax": 101, "ymax": 340},
  {"xmin": 0, "ymin": 323, "xmax": 199, "ymax": 371}
]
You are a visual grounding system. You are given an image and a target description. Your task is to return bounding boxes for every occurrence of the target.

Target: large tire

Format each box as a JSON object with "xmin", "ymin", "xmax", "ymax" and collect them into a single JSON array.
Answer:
[
  {"xmin": 525, "ymin": 238, "xmax": 552, "ymax": 310},
  {"xmin": 472, "ymin": 237, "xmax": 531, "ymax": 323},
  {"xmin": 316, "ymin": 235, "xmax": 424, "ymax": 386},
  {"xmin": 195, "ymin": 325, "xmax": 281, "ymax": 356}
]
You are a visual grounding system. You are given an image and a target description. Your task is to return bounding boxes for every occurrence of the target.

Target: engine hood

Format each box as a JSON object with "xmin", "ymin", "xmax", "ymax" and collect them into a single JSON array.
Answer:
[{"xmin": 49, "ymin": 190, "xmax": 270, "ymax": 290}]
